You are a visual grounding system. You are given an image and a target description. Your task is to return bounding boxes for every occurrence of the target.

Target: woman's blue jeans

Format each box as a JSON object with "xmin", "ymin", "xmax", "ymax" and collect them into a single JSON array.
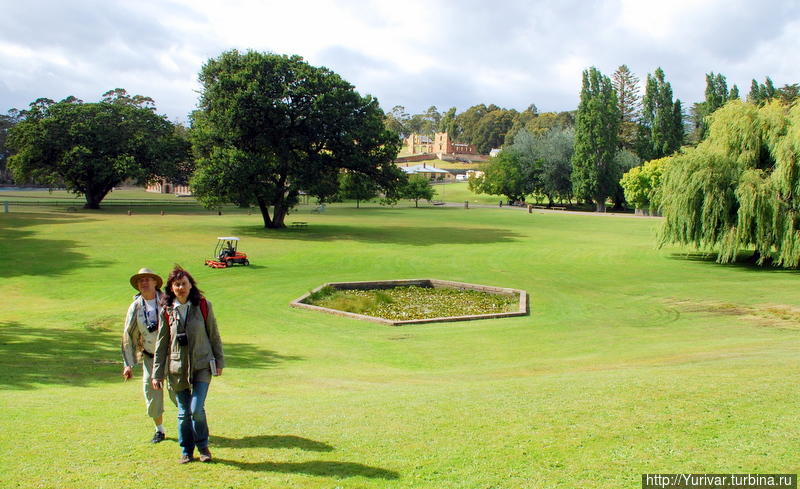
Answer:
[{"xmin": 175, "ymin": 381, "xmax": 210, "ymax": 456}]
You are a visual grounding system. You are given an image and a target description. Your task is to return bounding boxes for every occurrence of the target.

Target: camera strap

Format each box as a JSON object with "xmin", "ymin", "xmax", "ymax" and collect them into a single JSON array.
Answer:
[
  {"xmin": 174, "ymin": 303, "xmax": 190, "ymax": 335},
  {"xmin": 140, "ymin": 296, "xmax": 158, "ymax": 330}
]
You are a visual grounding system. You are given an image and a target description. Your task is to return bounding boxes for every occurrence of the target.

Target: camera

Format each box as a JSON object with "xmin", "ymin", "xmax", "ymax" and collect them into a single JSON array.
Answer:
[{"xmin": 176, "ymin": 332, "xmax": 188, "ymax": 346}]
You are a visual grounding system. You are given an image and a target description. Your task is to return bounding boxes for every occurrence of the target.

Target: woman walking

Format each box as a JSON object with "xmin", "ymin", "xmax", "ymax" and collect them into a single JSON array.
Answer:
[{"xmin": 152, "ymin": 266, "xmax": 225, "ymax": 464}]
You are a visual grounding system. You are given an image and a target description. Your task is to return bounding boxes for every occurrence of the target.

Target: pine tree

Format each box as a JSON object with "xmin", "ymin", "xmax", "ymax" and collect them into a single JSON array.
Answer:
[
  {"xmin": 748, "ymin": 77, "xmax": 779, "ymax": 105},
  {"xmin": 612, "ymin": 64, "xmax": 641, "ymax": 150},
  {"xmin": 748, "ymin": 79, "xmax": 762, "ymax": 104},
  {"xmin": 695, "ymin": 72, "xmax": 730, "ymax": 141},
  {"xmin": 572, "ymin": 67, "xmax": 620, "ymax": 212}
]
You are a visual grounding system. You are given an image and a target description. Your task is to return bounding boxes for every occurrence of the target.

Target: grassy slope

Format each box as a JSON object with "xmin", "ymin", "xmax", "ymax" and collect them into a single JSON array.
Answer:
[{"xmin": 0, "ymin": 205, "xmax": 798, "ymax": 489}]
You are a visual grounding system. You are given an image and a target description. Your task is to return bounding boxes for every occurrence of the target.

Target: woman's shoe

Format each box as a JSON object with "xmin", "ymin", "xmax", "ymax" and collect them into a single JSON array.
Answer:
[{"xmin": 198, "ymin": 447, "xmax": 212, "ymax": 463}]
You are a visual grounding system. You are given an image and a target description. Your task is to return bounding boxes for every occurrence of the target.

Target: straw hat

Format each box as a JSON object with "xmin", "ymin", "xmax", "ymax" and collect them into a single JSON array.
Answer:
[{"xmin": 130, "ymin": 267, "xmax": 164, "ymax": 290}]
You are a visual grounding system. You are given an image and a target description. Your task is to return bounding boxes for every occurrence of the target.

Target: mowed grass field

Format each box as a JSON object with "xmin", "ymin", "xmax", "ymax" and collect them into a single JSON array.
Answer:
[{"xmin": 0, "ymin": 202, "xmax": 798, "ymax": 489}]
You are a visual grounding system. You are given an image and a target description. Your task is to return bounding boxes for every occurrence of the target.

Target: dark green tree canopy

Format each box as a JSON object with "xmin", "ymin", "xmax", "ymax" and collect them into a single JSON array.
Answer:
[
  {"xmin": 0, "ymin": 109, "xmax": 22, "ymax": 184},
  {"xmin": 638, "ymin": 67, "xmax": 683, "ymax": 160},
  {"xmin": 6, "ymin": 91, "xmax": 187, "ymax": 208},
  {"xmin": 572, "ymin": 67, "xmax": 620, "ymax": 212},
  {"xmin": 191, "ymin": 50, "xmax": 403, "ymax": 228}
]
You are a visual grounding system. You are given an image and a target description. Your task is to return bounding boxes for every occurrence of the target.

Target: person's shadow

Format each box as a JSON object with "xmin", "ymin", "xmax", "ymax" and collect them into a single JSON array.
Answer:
[
  {"xmin": 211, "ymin": 434, "xmax": 333, "ymax": 451},
  {"xmin": 210, "ymin": 434, "xmax": 399, "ymax": 480}
]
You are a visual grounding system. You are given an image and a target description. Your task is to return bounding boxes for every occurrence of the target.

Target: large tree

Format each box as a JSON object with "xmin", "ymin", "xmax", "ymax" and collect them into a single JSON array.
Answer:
[
  {"xmin": 572, "ymin": 67, "xmax": 620, "ymax": 212},
  {"xmin": 524, "ymin": 111, "xmax": 575, "ymax": 135},
  {"xmin": 469, "ymin": 149, "xmax": 535, "ymax": 203},
  {"xmin": 6, "ymin": 90, "xmax": 187, "ymax": 208},
  {"xmin": 191, "ymin": 50, "xmax": 403, "ymax": 228},
  {"xmin": 454, "ymin": 104, "xmax": 490, "ymax": 145},
  {"xmin": 508, "ymin": 127, "xmax": 574, "ymax": 206},
  {"xmin": 659, "ymin": 100, "xmax": 800, "ymax": 267},
  {"xmin": 505, "ymin": 104, "xmax": 539, "ymax": 143},
  {"xmin": 438, "ymin": 107, "xmax": 458, "ymax": 138},
  {"xmin": 638, "ymin": 67, "xmax": 683, "ymax": 160},
  {"xmin": 0, "ymin": 109, "xmax": 22, "ymax": 183},
  {"xmin": 612, "ymin": 64, "xmax": 641, "ymax": 151},
  {"xmin": 384, "ymin": 105, "xmax": 409, "ymax": 137},
  {"xmin": 471, "ymin": 108, "xmax": 517, "ymax": 154}
]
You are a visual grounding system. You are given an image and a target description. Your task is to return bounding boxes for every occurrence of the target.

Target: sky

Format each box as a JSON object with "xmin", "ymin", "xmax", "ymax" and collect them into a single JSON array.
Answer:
[{"xmin": 2, "ymin": 0, "xmax": 799, "ymax": 123}]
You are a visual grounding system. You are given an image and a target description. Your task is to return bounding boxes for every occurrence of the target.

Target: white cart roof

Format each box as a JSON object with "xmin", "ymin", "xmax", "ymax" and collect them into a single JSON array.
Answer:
[{"xmin": 217, "ymin": 237, "xmax": 240, "ymax": 241}]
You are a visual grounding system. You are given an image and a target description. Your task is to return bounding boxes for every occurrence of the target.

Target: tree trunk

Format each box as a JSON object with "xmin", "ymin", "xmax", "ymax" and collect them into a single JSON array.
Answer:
[
  {"xmin": 83, "ymin": 187, "xmax": 110, "ymax": 209},
  {"xmin": 270, "ymin": 203, "xmax": 288, "ymax": 228},
  {"xmin": 257, "ymin": 199, "xmax": 273, "ymax": 228},
  {"xmin": 595, "ymin": 200, "xmax": 606, "ymax": 212}
]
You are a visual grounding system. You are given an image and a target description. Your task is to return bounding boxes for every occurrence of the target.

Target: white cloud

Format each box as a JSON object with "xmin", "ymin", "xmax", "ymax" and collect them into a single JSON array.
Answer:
[{"xmin": 1, "ymin": 0, "xmax": 799, "ymax": 120}]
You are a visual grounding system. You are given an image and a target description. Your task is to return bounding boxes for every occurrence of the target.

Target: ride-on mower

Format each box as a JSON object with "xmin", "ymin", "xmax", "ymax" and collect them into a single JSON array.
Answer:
[{"xmin": 205, "ymin": 237, "xmax": 250, "ymax": 268}]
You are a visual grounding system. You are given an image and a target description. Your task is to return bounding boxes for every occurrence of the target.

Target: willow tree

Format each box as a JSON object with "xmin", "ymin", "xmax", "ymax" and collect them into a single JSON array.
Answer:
[{"xmin": 659, "ymin": 100, "xmax": 800, "ymax": 267}]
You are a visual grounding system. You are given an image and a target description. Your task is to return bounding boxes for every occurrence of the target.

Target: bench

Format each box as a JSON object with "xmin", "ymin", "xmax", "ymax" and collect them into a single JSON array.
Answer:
[
  {"xmin": 291, "ymin": 221, "xmax": 308, "ymax": 229},
  {"xmin": 532, "ymin": 205, "xmax": 567, "ymax": 211}
]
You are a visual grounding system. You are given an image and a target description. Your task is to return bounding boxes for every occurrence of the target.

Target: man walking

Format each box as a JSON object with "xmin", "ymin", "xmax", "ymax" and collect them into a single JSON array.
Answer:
[{"xmin": 122, "ymin": 267, "xmax": 176, "ymax": 443}]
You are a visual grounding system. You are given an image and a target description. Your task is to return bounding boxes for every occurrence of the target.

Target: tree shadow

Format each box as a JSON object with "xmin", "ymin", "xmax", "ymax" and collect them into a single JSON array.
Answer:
[
  {"xmin": 212, "ymin": 434, "xmax": 333, "ymax": 451},
  {"xmin": 229, "ymin": 223, "xmax": 522, "ymax": 246},
  {"xmin": 0, "ymin": 323, "xmax": 301, "ymax": 390},
  {"xmin": 666, "ymin": 252, "xmax": 800, "ymax": 274},
  {"xmin": 223, "ymin": 342, "xmax": 303, "ymax": 369},
  {"xmin": 0, "ymin": 321, "xmax": 121, "ymax": 390},
  {"xmin": 216, "ymin": 458, "xmax": 399, "ymax": 479},
  {"xmin": 0, "ymin": 213, "xmax": 111, "ymax": 278}
]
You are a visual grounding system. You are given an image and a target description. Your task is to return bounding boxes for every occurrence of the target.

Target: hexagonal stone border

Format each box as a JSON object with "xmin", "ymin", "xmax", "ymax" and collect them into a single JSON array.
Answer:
[{"xmin": 290, "ymin": 279, "xmax": 529, "ymax": 326}]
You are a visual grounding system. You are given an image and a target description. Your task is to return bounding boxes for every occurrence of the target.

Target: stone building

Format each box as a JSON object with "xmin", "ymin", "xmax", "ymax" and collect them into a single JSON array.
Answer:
[{"xmin": 405, "ymin": 132, "xmax": 477, "ymax": 156}]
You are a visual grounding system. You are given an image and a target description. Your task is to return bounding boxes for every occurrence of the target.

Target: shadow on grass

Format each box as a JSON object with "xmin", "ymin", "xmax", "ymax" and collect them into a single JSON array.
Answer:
[
  {"xmin": 667, "ymin": 252, "xmax": 800, "ymax": 273},
  {"xmin": 212, "ymin": 434, "xmax": 333, "ymax": 451},
  {"xmin": 229, "ymin": 223, "xmax": 523, "ymax": 246},
  {"xmin": 0, "ymin": 213, "xmax": 111, "ymax": 278},
  {"xmin": 0, "ymin": 323, "xmax": 301, "ymax": 389},
  {"xmin": 216, "ymin": 459, "xmax": 399, "ymax": 479},
  {"xmin": 223, "ymin": 342, "xmax": 303, "ymax": 369},
  {"xmin": 0, "ymin": 321, "xmax": 120, "ymax": 389}
]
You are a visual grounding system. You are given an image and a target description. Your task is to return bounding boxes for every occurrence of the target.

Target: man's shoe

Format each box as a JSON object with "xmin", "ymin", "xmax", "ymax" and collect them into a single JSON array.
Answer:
[
  {"xmin": 151, "ymin": 431, "xmax": 166, "ymax": 444},
  {"xmin": 179, "ymin": 454, "xmax": 193, "ymax": 464},
  {"xmin": 198, "ymin": 447, "xmax": 212, "ymax": 463}
]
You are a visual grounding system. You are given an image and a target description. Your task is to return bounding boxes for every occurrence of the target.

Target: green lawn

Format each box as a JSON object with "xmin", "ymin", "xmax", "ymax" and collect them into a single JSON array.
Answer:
[{"xmin": 1, "ymin": 204, "xmax": 798, "ymax": 488}]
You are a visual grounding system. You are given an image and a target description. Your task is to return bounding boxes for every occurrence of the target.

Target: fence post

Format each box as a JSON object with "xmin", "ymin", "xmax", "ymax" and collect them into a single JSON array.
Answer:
[{"xmin": 3, "ymin": 201, "xmax": 8, "ymax": 213}]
